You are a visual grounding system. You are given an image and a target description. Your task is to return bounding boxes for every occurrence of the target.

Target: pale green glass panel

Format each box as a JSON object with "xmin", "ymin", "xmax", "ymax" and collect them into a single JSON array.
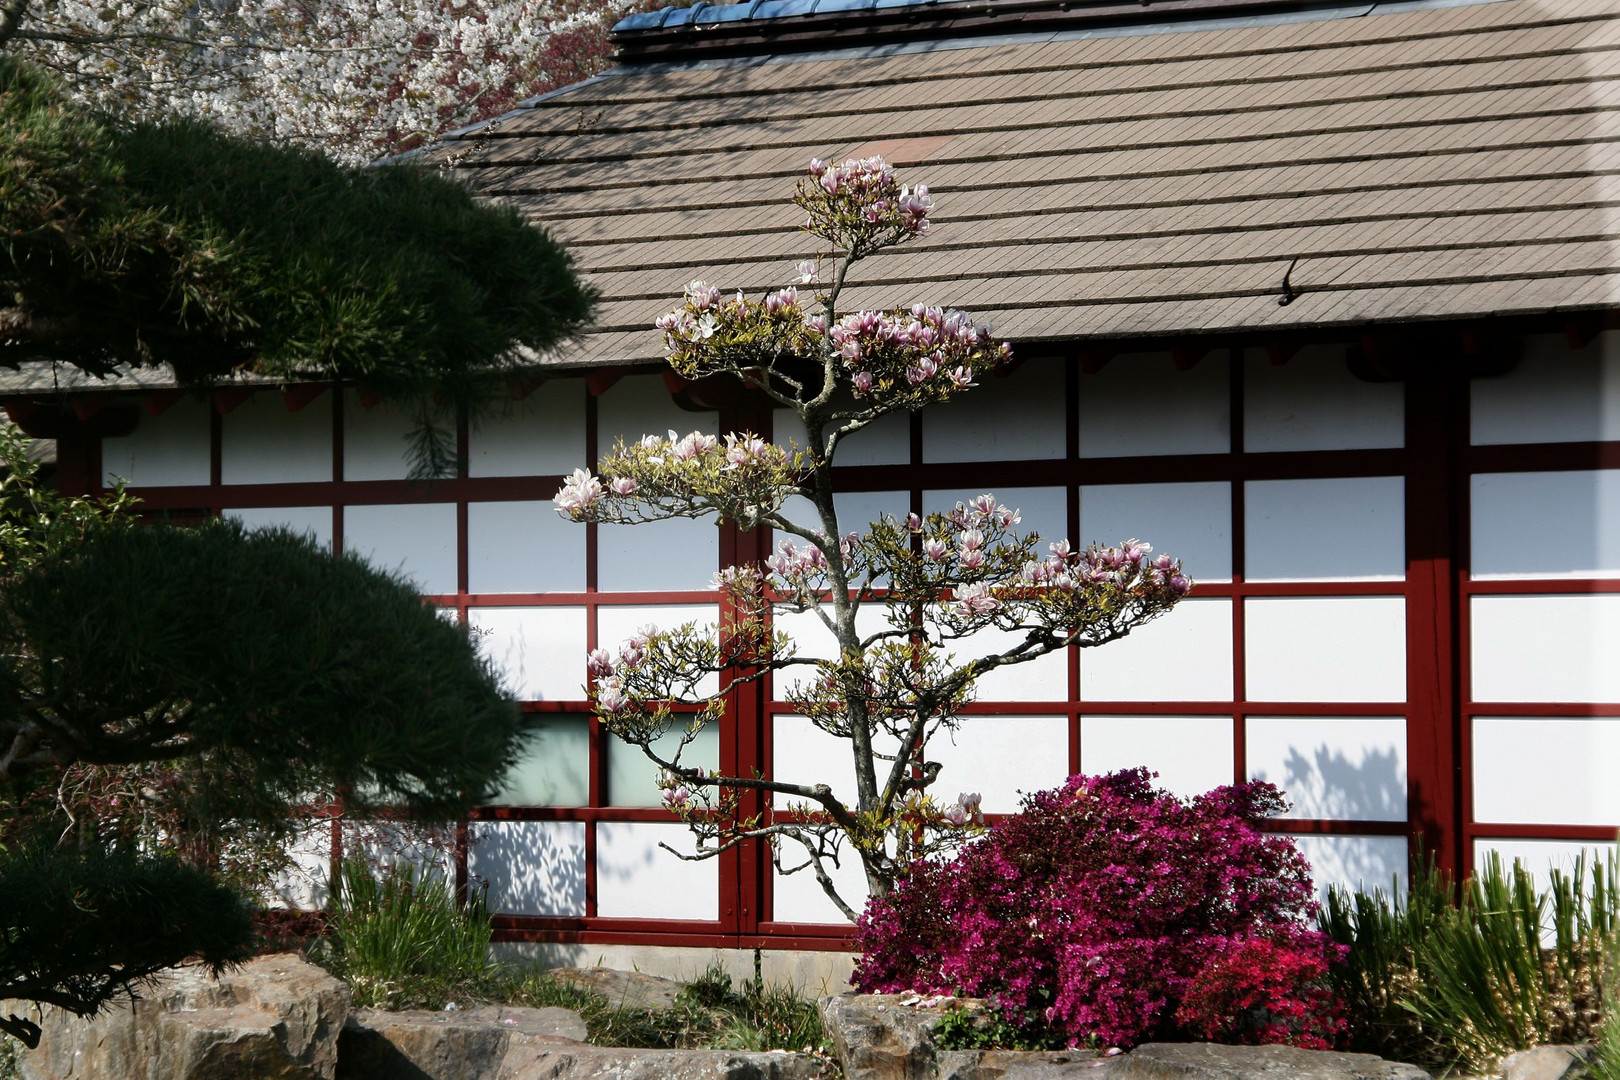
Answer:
[
  {"xmin": 606, "ymin": 725, "xmax": 719, "ymax": 807},
  {"xmin": 488, "ymin": 718, "xmax": 590, "ymax": 806}
]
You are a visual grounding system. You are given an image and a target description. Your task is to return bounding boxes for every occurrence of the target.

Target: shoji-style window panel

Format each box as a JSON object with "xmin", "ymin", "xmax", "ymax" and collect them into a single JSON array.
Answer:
[
  {"xmin": 1472, "ymin": 470, "xmax": 1620, "ymax": 580},
  {"xmin": 1471, "ymin": 332, "xmax": 1620, "ymax": 445},
  {"xmin": 770, "ymin": 714, "xmax": 902, "ymax": 811},
  {"xmin": 266, "ymin": 826, "xmax": 335, "ymax": 911},
  {"xmin": 468, "ymin": 606, "xmax": 587, "ymax": 701},
  {"xmin": 1245, "ymin": 597, "xmax": 1406, "ymax": 703},
  {"xmin": 347, "ymin": 822, "xmax": 455, "ymax": 882},
  {"xmin": 771, "ymin": 850, "xmax": 871, "ymax": 924},
  {"xmin": 597, "ymin": 516, "xmax": 717, "ymax": 592},
  {"xmin": 468, "ymin": 500, "xmax": 584, "ymax": 594},
  {"xmin": 469, "ymin": 821, "xmax": 588, "ymax": 917},
  {"xmin": 1245, "ymin": 717, "xmax": 1408, "ymax": 822},
  {"xmin": 774, "ymin": 404, "xmax": 908, "ymax": 466},
  {"xmin": 771, "ymin": 604, "xmax": 899, "ymax": 701},
  {"xmin": 220, "ymin": 392, "xmax": 333, "ymax": 484},
  {"xmin": 924, "ymin": 716, "xmax": 1069, "ymax": 812},
  {"xmin": 1471, "ymin": 838, "xmax": 1620, "ymax": 894},
  {"xmin": 1244, "ymin": 347, "xmax": 1404, "ymax": 452},
  {"xmin": 1079, "ymin": 598, "xmax": 1234, "ymax": 702},
  {"xmin": 1471, "ymin": 594, "xmax": 1620, "ymax": 703},
  {"xmin": 469, "ymin": 381, "xmax": 587, "ymax": 478},
  {"xmin": 922, "ymin": 357, "xmax": 1067, "ymax": 463},
  {"xmin": 102, "ymin": 397, "xmax": 211, "ymax": 487},
  {"xmin": 489, "ymin": 718, "xmax": 591, "ymax": 807},
  {"xmin": 596, "ymin": 605, "xmax": 720, "ymax": 698},
  {"xmin": 595, "ymin": 823, "xmax": 717, "ymax": 920},
  {"xmin": 343, "ymin": 391, "xmax": 452, "ymax": 482},
  {"xmin": 1473, "ymin": 718, "xmax": 1620, "ymax": 826},
  {"xmin": 606, "ymin": 725, "xmax": 720, "ymax": 807},
  {"xmin": 948, "ymin": 624, "xmax": 1068, "ymax": 702},
  {"xmin": 343, "ymin": 502, "xmax": 458, "ymax": 595},
  {"xmin": 1079, "ymin": 716, "xmax": 1235, "ymax": 797},
  {"xmin": 595, "ymin": 374, "xmax": 716, "ymax": 461},
  {"xmin": 924, "ymin": 486, "xmax": 1068, "ymax": 555},
  {"xmin": 223, "ymin": 506, "xmax": 333, "ymax": 550},
  {"xmin": 1079, "ymin": 481, "xmax": 1233, "ymax": 582},
  {"xmin": 1245, "ymin": 477, "xmax": 1405, "ymax": 582},
  {"xmin": 1078, "ymin": 351, "xmax": 1230, "ymax": 459},
  {"xmin": 1291, "ymin": 834, "xmax": 1409, "ymax": 901}
]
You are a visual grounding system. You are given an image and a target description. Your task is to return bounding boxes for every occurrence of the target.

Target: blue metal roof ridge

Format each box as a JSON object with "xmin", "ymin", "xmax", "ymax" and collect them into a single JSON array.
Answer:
[{"xmin": 615, "ymin": 0, "xmax": 974, "ymax": 32}]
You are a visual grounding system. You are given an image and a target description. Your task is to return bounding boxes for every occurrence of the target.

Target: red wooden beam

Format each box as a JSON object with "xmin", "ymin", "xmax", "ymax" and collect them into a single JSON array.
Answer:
[
  {"xmin": 142, "ymin": 389, "xmax": 187, "ymax": 417},
  {"xmin": 282, "ymin": 384, "xmax": 327, "ymax": 412},
  {"xmin": 212, "ymin": 388, "xmax": 255, "ymax": 415}
]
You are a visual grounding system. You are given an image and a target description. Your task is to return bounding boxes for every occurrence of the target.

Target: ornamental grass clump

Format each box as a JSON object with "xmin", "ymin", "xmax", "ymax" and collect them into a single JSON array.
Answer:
[{"xmin": 852, "ymin": 768, "xmax": 1343, "ymax": 1050}]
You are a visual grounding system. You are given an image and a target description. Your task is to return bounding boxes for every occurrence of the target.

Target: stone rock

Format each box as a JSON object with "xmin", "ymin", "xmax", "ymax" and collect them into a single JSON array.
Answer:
[
  {"xmin": 548, "ymin": 967, "xmax": 686, "ymax": 1013},
  {"xmin": 937, "ymin": 1048, "xmax": 1122, "ymax": 1078},
  {"xmin": 1501, "ymin": 1046, "xmax": 1597, "ymax": 1080},
  {"xmin": 495, "ymin": 1044, "xmax": 827, "ymax": 1079},
  {"xmin": 1109, "ymin": 1043, "xmax": 1431, "ymax": 1080},
  {"xmin": 336, "ymin": 1005, "xmax": 587, "ymax": 1080},
  {"xmin": 14, "ymin": 952, "xmax": 351, "ymax": 1080},
  {"xmin": 817, "ymin": 993, "xmax": 984, "ymax": 1080}
]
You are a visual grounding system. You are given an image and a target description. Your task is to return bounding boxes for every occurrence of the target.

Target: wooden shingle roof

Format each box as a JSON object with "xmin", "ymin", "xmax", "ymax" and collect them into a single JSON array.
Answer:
[{"xmin": 429, "ymin": 0, "xmax": 1620, "ymax": 368}]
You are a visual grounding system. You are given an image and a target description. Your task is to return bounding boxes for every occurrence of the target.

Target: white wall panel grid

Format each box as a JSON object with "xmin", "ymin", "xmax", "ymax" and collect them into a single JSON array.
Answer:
[
  {"xmin": 102, "ymin": 397, "xmax": 211, "ymax": 487},
  {"xmin": 595, "ymin": 822, "xmax": 718, "ymax": 920},
  {"xmin": 771, "ymin": 603, "xmax": 899, "ymax": 700},
  {"xmin": 1246, "ymin": 717, "xmax": 1408, "ymax": 822},
  {"xmin": 1079, "ymin": 481, "xmax": 1232, "ymax": 583},
  {"xmin": 1291, "ymin": 834, "xmax": 1409, "ymax": 903},
  {"xmin": 949, "ymin": 623, "xmax": 1069, "ymax": 702},
  {"xmin": 596, "ymin": 374, "xmax": 716, "ymax": 462},
  {"xmin": 771, "ymin": 840, "xmax": 872, "ymax": 924},
  {"xmin": 469, "ymin": 820, "xmax": 587, "ymax": 917},
  {"xmin": 265, "ymin": 825, "xmax": 333, "ymax": 910},
  {"xmin": 343, "ymin": 502, "xmax": 459, "ymax": 595},
  {"xmin": 1245, "ymin": 477, "xmax": 1405, "ymax": 582},
  {"xmin": 597, "ymin": 516, "xmax": 718, "ymax": 592},
  {"xmin": 770, "ymin": 714, "xmax": 902, "ymax": 811},
  {"xmin": 923, "ymin": 486, "xmax": 1068, "ymax": 560},
  {"xmin": 596, "ymin": 605, "xmax": 720, "ymax": 699},
  {"xmin": 469, "ymin": 606, "xmax": 587, "ymax": 701},
  {"xmin": 923, "ymin": 358, "xmax": 1067, "ymax": 463},
  {"xmin": 1079, "ymin": 351, "xmax": 1230, "ymax": 459},
  {"xmin": 1471, "ymin": 838, "xmax": 1620, "ymax": 898},
  {"xmin": 1245, "ymin": 597, "xmax": 1406, "ymax": 703},
  {"xmin": 1471, "ymin": 594, "xmax": 1620, "ymax": 703},
  {"xmin": 1079, "ymin": 597, "xmax": 1234, "ymax": 702},
  {"xmin": 1472, "ymin": 332, "xmax": 1620, "ymax": 446},
  {"xmin": 1244, "ymin": 348, "xmax": 1404, "ymax": 452},
  {"xmin": 922, "ymin": 716, "xmax": 1070, "ymax": 813},
  {"xmin": 224, "ymin": 506, "xmax": 333, "ymax": 550},
  {"xmin": 1079, "ymin": 715, "xmax": 1235, "ymax": 798},
  {"xmin": 470, "ymin": 381, "xmax": 587, "ymax": 478},
  {"xmin": 343, "ymin": 391, "xmax": 452, "ymax": 482},
  {"xmin": 220, "ymin": 392, "xmax": 334, "ymax": 485},
  {"xmin": 1472, "ymin": 470, "xmax": 1620, "ymax": 579},
  {"xmin": 469, "ymin": 500, "xmax": 585, "ymax": 594},
  {"xmin": 1472, "ymin": 717, "xmax": 1620, "ymax": 826}
]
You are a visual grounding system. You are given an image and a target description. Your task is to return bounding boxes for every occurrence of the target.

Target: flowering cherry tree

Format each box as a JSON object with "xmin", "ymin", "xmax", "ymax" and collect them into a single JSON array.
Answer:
[
  {"xmin": 555, "ymin": 157, "xmax": 1192, "ymax": 920},
  {"xmin": 0, "ymin": 0, "xmax": 627, "ymax": 163}
]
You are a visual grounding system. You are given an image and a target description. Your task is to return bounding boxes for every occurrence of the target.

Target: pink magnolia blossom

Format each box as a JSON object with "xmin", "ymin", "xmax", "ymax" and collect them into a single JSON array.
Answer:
[
  {"xmin": 954, "ymin": 582, "xmax": 1000, "ymax": 617},
  {"xmin": 851, "ymin": 371, "xmax": 875, "ymax": 396},
  {"xmin": 611, "ymin": 477, "xmax": 638, "ymax": 496},
  {"xmin": 553, "ymin": 468, "xmax": 603, "ymax": 518},
  {"xmin": 587, "ymin": 648, "xmax": 614, "ymax": 679}
]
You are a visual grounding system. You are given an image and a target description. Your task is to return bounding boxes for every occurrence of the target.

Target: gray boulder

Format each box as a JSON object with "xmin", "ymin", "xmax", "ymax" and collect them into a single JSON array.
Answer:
[
  {"xmin": 1110, "ymin": 1043, "xmax": 1431, "ymax": 1080},
  {"xmin": 496, "ymin": 1045, "xmax": 827, "ymax": 1079},
  {"xmin": 817, "ymin": 993, "xmax": 986, "ymax": 1080},
  {"xmin": 937, "ymin": 1048, "xmax": 1121, "ymax": 1078},
  {"xmin": 336, "ymin": 1005, "xmax": 587, "ymax": 1080},
  {"xmin": 13, "ymin": 952, "xmax": 351, "ymax": 1080},
  {"xmin": 1501, "ymin": 1046, "xmax": 1597, "ymax": 1080},
  {"xmin": 548, "ymin": 967, "xmax": 686, "ymax": 1013}
]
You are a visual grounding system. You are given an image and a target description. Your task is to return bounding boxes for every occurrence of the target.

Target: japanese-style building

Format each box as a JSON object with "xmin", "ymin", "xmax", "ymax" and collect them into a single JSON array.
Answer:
[{"xmin": 6, "ymin": 0, "xmax": 1619, "ymax": 973}]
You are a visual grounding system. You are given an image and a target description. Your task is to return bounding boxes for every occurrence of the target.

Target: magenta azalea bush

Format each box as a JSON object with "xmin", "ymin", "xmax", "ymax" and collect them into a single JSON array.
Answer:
[{"xmin": 851, "ymin": 769, "xmax": 1345, "ymax": 1050}]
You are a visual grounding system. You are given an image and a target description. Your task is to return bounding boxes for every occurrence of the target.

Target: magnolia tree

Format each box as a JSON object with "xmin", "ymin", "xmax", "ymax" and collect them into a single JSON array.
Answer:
[
  {"xmin": 555, "ymin": 157, "xmax": 1193, "ymax": 920},
  {"xmin": 0, "ymin": 0, "xmax": 626, "ymax": 162}
]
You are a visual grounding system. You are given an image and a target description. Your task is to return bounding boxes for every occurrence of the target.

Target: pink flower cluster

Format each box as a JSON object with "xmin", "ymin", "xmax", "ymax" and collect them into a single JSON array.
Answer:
[
  {"xmin": 587, "ymin": 628, "xmax": 654, "ymax": 713},
  {"xmin": 828, "ymin": 305, "xmax": 999, "ymax": 398},
  {"xmin": 1021, "ymin": 540, "xmax": 1192, "ymax": 596},
  {"xmin": 807, "ymin": 156, "xmax": 933, "ymax": 235},
  {"xmin": 852, "ymin": 769, "xmax": 1341, "ymax": 1051},
  {"xmin": 554, "ymin": 468, "xmax": 603, "ymax": 519},
  {"xmin": 942, "ymin": 791, "xmax": 983, "ymax": 827}
]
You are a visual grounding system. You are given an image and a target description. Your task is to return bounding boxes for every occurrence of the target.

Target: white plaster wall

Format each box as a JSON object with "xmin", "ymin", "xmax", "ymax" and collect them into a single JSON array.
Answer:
[
  {"xmin": 1472, "ymin": 470, "xmax": 1620, "ymax": 579},
  {"xmin": 102, "ymin": 398, "xmax": 211, "ymax": 487},
  {"xmin": 1080, "ymin": 598, "xmax": 1233, "ymax": 701},
  {"xmin": 224, "ymin": 505, "xmax": 333, "ymax": 550},
  {"xmin": 1472, "ymin": 332, "xmax": 1620, "ymax": 445},
  {"xmin": 597, "ymin": 604, "xmax": 720, "ymax": 698},
  {"xmin": 1244, "ymin": 347, "xmax": 1404, "ymax": 452},
  {"xmin": 1245, "ymin": 477, "xmax": 1404, "ymax": 582},
  {"xmin": 469, "ymin": 500, "xmax": 585, "ymax": 594},
  {"xmin": 1079, "ymin": 715, "xmax": 1235, "ymax": 797},
  {"xmin": 469, "ymin": 605, "xmax": 587, "ymax": 701},
  {"xmin": 595, "ymin": 822, "xmax": 718, "ymax": 920},
  {"xmin": 470, "ymin": 381, "xmax": 587, "ymax": 478},
  {"xmin": 470, "ymin": 821, "xmax": 588, "ymax": 917},
  {"xmin": 1291, "ymin": 834, "xmax": 1409, "ymax": 903},
  {"xmin": 605, "ymin": 724, "xmax": 719, "ymax": 807},
  {"xmin": 923, "ymin": 358, "xmax": 1066, "ymax": 463},
  {"xmin": 1080, "ymin": 480, "xmax": 1232, "ymax": 582},
  {"xmin": 1079, "ymin": 351, "xmax": 1230, "ymax": 458},
  {"xmin": 1472, "ymin": 594, "xmax": 1620, "ymax": 703},
  {"xmin": 1245, "ymin": 597, "xmax": 1406, "ymax": 703},
  {"xmin": 343, "ymin": 502, "xmax": 458, "ymax": 594},
  {"xmin": 488, "ymin": 718, "xmax": 591, "ymax": 806},
  {"xmin": 1246, "ymin": 716, "xmax": 1408, "ymax": 821},
  {"xmin": 220, "ymin": 392, "xmax": 333, "ymax": 484},
  {"xmin": 1473, "ymin": 717, "xmax": 1620, "ymax": 826}
]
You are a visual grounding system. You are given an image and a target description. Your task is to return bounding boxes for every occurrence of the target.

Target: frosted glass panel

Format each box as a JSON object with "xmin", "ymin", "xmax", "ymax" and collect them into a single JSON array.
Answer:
[
  {"xmin": 772, "ymin": 845, "xmax": 872, "ymax": 924},
  {"xmin": 1246, "ymin": 717, "xmax": 1407, "ymax": 821},
  {"xmin": 595, "ymin": 822, "xmax": 717, "ymax": 920},
  {"xmin": 772, "ymin": 604, "xmax": 901, "ymax": 700},
  {"xmin": 488, "ymin": 718, "xmax": 590, "ymax": 806},
  {"xmin": 606, "ymin": 724, "xmax": 720, "ymax": 807},
  {"xmin": 774, "ymin": 405, "xmax": 908, "ymax": 467},
  {"xmin": 1472, "ymin": 471, "xmax": 1620, "ymax": 579},
  {"xmin": 596, "ymin": 374, "xmax": 716, "ymax": 461},
  {"xmin": 1079, "ymin": 351, "xmax": 1230, "ymax": 458},
  {"xmin": 469, "ymin": 606, "xmax": 586, "ymax": 701},
  {"xmin": 1245, "ymin": 597, "xmax": 1406, "ymax": 703},
  {"xmin": 925, "ymin": 486, "xmax": 1068, "ymax": 553},
  {"xmin": 925, "ymin": 716, "xmax": 1068, "ymax": 812},
  {"xmin": 1244, "ymin": 347, "xmax": 1403, "ymax": 452},
  {"xmin": 1080, "ymin": 598, "xmax": 1233, "ymax": 702},
  {"xmin": 343, "ymin": 391, "xmax": 452, "ymax": 482},
  {"xmin": 1245, "ymin": 477, "xmax": 1404, "ymax": 582},
  {"xmin": 597, "ymin": 605, "xmax": 720, "ymax": 698},
  {"xmin": 1472, "ymin": 838, "xmax": 1619, "ymax": 895},
  {"xmin": 1472, "ymin": 594, "xmax": 1620, "ymax": 703},
  {"xmin": 1292, "ymin": 834, "xmax": 1408, "ymax": 902},
  {"xmin": 950, "ymin": 623, "xmax": 1068, "ymax": 702},
  {"xmin": 471, "ymin": 381, "xmax": 587, "ymax": 477},
  {"xmin": 221, "ymin": 392, "xmax": 333, "ymax": 484},
  {"xmin": 103, "ymin": 398, "xmax": 210, "ymax": 487},
  {"xmin": 1472, "ymin": 332, "xmax": 1620, "ymax": 445},
  {"xmin": 923, "ymin": 358, "xmax": 1066, "ymax": 463},
  {"xmin": 1080, "ymin": 481, "xmax": 1232, "ymax": 583},
  {"xmin": 1474, "ymin": 718, "xmax": 1620, "ymax": 825},
  {"xmin": 771, "ymin": 714, "xmax": 901, "ymax": 810},
  {"xmin": 598, "ymin": 516, "xmax": 717, "ymax": 591},
  {"xmin": 224, "ymin": 506, "xmax": 332, "ymax": 550},
  {"xmin": 343, "ymin": 502, "xmax": 458, "ymax": 595},
  {"xmin": 469, "ymin": 821, "xmax": 587, "ymax": 916},
  {"xmin": 469, "ymin": 500, "xmax": 584, "ymax": 594},
  {"xmin": 1080, "ymin": 715, "xmax": 1235, "ymax": 797}
]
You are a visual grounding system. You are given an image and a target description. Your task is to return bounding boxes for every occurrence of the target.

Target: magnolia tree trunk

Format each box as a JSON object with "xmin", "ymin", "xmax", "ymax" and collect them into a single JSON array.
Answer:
[{"xmin": 554, "ymin": 157, "xmax": 1192, "ymax": 919}]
